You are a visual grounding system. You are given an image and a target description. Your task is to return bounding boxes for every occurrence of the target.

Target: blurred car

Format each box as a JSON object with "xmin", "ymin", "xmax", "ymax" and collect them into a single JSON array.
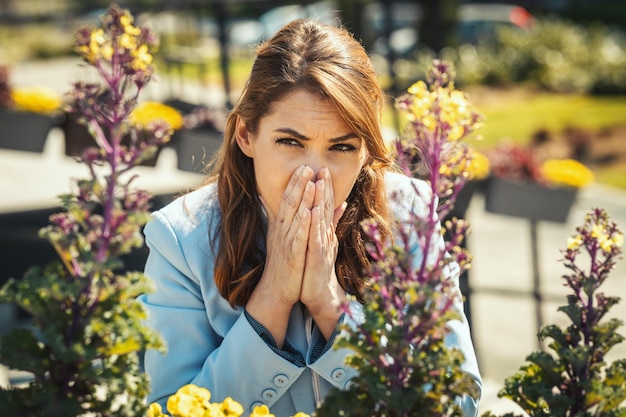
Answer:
[
  {"xmin": 457, "ymin": 3, "xmax": 534, "ymax": 45},
  {"xmin": 228, "ymin": 0, "xmax": 340, "ymax": 47},
  {"xmin": 363, "ymin": 2, "xmax": 534, "ymax": 57}
]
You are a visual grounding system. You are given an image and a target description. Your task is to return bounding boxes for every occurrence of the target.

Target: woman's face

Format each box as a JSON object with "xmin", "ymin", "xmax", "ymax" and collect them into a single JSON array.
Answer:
[{"xmin": 236, "ymin": 88, "xmax": 370, "ymax": 218}]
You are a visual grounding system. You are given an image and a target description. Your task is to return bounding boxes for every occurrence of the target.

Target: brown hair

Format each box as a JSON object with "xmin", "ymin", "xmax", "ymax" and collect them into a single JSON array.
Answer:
[{"xmin": 204, "ymin": 18, "xmax": 393, "ymax": 306}]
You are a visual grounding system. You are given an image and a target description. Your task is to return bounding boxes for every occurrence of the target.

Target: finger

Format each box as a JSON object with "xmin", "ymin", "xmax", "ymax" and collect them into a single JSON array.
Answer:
[
  {"xmin": 322, "ymin": 168, "xmax": 335, "ymax": 229},
  {"xmin": 287, "ymin": 180, "xmax": 315, "ymax": 247},
  {"xmin": 333, "ymin": 201, "xmax": 348, "ymax": 226},
  {"xmin": 292, "ymin": 204, "xmax": 312, "ymax": 251},
  {"xmin": 309, "ymin": 205, "xmax": 322, "ymax": 249},
  {"xmin": 313, "ymin": 179, "xmax": 325, "ymax": 243},
  {"xmin": 279, "ymin": 165, "xmax": 313, "ymax": 225}
]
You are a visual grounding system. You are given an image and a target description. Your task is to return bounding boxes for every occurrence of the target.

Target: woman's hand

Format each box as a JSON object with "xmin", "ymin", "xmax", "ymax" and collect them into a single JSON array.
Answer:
[
  {"xmin": 300, "ymin": 168, "xmax": 347, "ymax": 340},
  {"xmin": 247, "ymin": 165, "xmax": 315, "ymax": 347}
]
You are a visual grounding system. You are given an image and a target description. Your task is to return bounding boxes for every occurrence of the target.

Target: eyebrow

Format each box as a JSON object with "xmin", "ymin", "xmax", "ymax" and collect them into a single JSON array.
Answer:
[{"xmin": 274, "ymin": 128, "xmax": 360, "ymax": 143}]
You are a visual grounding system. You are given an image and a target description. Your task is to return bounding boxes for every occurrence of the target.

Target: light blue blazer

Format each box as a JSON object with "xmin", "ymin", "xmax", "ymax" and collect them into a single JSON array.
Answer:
[{"xmin": 139, "ymin": 171, "xmax": 482, "ymax": 417}]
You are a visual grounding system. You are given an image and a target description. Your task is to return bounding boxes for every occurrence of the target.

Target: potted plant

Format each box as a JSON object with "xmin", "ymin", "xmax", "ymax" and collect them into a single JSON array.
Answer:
[
  {"xmin": 316, "ymin": 60, "xmax": 483, "ymax": 417},
  {"xmin": 482, "ymin": 207, "xmax": 625, "ymax": 416},
  {"xmin": 167, "ymin": 103, "xmax": 226, "ymax": 173},
  {"xmin": 447, "ymin": 147, "xmax": 491, "ymax": 219},
  {"xmin": 0, "ymin": 67, "xmax": 63, "ymax": 153},
  {"xmin": 0, "ymin": 5, "xmax": 164, "ymax": 416},
  {"xmin": 63, "ymin": 100, "xmax": 184, "ymax": 167},
  {"xmin": 484, "ymin": 142, "xmax": 594, "ymax": 223}
]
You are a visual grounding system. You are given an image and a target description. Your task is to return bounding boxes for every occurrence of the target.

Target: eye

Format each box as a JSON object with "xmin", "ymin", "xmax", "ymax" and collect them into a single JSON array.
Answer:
[
  {"xmin": 274, "ymin": 137, "xmax": 302, "ymax": 147},
  {"xmin": 331, "ymin": 143, "xmax": 357, "ymax": 153}
]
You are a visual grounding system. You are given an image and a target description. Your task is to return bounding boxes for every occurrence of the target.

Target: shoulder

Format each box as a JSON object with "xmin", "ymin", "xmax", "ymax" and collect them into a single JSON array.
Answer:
[
  {"xmin": 383, "ymin": 170, "xmax": 433, "ymax": 219},
  {"xmin": 143, "ymin": 182, "xmax": 220, "ymax": 268},
  {"xmin": 151, "ymin": 182, "xmax": 220, "ymax": 236}
]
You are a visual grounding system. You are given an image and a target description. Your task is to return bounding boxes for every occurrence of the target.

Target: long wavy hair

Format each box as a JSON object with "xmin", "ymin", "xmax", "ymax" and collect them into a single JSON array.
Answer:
[{"xmin": 203, "ymin": 18, "xmax": 394, "ymax": 307}]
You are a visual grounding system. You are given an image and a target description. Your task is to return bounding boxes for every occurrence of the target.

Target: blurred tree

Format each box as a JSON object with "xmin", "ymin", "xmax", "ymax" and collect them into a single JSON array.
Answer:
[
  {"xmin": 336, "ymin": 0, "xmax": 370, "ymax": 44},
  {"xmin": 417, "ymin": 0, "xmax": 459, "ymax": 52}
]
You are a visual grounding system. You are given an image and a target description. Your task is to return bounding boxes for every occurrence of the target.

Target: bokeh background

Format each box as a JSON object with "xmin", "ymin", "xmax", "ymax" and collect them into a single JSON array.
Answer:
[{"xmin": 1, "ymin": 1, "xmax": 626, "ymax": 414}]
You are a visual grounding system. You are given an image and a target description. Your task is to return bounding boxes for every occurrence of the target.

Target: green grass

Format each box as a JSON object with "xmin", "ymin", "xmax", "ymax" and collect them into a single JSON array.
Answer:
[
  {"xmin": 471, "ymin": 90, "xmax": 626, "ymax": 190},
  {"xmin": 595, "ymin": 164, "xmax": 626, "ymax": 190},
  {"xmin": 475, "ymin": 91, "xmax": 626, "ymax": 149},
  {"xmin": 384, "ymin": 87, "xmax": 626, "ymax": 189}
]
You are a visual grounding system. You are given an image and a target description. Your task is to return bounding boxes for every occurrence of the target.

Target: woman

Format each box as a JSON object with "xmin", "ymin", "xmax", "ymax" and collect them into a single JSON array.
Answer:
[{"xmin": 139, "ymin": 18, "xmax": 481, "ymax": 416}]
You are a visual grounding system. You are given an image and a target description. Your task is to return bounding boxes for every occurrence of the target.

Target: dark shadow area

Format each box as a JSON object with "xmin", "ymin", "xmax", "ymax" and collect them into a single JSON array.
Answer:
[{"xmin": 0, "ymin": 193, "xmax": 177, "ymax": 324}]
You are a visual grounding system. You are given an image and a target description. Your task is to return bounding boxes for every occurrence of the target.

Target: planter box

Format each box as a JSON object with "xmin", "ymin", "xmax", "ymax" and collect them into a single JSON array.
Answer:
[
  {"xmin": 61, "ymin": 112, "xmax": 98, "ymax": 156},
  {"xmin": 61, "ymin": 113, "xmax": 160, "ymax": 166},
  {"xmin": 0, "ymin": 108, "xmax": 58, "ymax": 153},
  {"xmin": 172, "ymin": 126, "xmax": 223, "ymax": 173},
  {"xmin": 446, "ymin": 179, "xmax": 485, "ymax": 219},
  {"xmin": 484, "ymin": 177, "xmax": 577, "ymax": 223}
]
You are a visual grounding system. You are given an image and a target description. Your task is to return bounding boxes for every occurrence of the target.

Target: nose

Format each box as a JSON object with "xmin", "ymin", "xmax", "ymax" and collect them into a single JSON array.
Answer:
[{"xmin": 304, "ymin": 151, "xmax": 327, "ymax": 179}]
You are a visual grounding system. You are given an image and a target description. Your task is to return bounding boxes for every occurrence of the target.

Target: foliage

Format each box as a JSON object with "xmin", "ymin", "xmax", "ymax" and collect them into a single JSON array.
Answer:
[
  {"xmin": 317, "ymin": 60, "xmax": 481, "ymax": 417},
  {"xmin": 0, "ymin": 5, "xmax": 166, "ymax": 416},
  {"xmin": 482, "ymin": 208, "xmax": 625, "ymax": 417},
  {"xmin": 414, "ymin": 17, "xmax": 626, "ymax": 94}
]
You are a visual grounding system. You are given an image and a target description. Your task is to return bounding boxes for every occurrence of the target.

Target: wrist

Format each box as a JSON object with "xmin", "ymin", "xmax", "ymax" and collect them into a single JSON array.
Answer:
[{"xmin": 305, "ymin": 288, "xmax": 346, "ymax": 325}]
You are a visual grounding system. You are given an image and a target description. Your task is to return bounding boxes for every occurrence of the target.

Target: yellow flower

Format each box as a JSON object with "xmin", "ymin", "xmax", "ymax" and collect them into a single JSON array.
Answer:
[
  {"xmin": 567, "ymin": 234, "xmax": 583, "ymax": 250},
  {"xmin": 250, "ymin": 404, "xmax": 275, "ymax": 417},
  {"xmin": 466, "ymin": 149, "xmax": 490, "ymax": 180},
  {"xmin": 160, "ymin": 383, "xmax": 306, "ymax": 417},
  {"xmin": 101, "ymin": 45, "xmax": 114, "ymax": 61},
  {"xmin": 407, "ymin": 80, "xmax": 428, "ymax": 96},
  {"xmin": 591, "ymin": 223, "xmax": 624, "ymax": 253},
  {"xmin": 540, "ymin": 159, "xmax": 594, "ymax": 188},
  {"xmin": 403, "ymin": 77, "xmax": 482, "ymax": 142},
  {"xmin": 129, "ymin": 101, "xmax": 183, "ymax": 130},
  {"xmin": 406, "ymin": 80, "xmax": 434, "ymax": 122},
  {"xmin": 11, "ymin": 86, "xmax": 62, "ymax": 114},
  {"xmin": 121, "ymin": 12, "xmax": 141, "ymax": 36},
  {"xmin": 87, "ymin": 28, "xmax": 110, "ymax": 63},
  {"xmin": 99, "ymin": 338, "xmax": 140, "ymax": 356},
  {"xmin": 220, "ymin": 397, "xmax": 244, "ymax": 416},
  {"xmin": 438, "ymin": 147, "xmax": 489, "ymax": 180},
  {"xmin": 447, "ymin": 125, "xmax": 465, "ymax": 141},
  {"xmin": 147, "ymin": 402, "xmax": 169, "ymax": 417},
  {"xmin": 591, "ymin": 224, "xmax": 613, "ymax": 253},
  {"xmin": 167, "ymin": 384, "xmax": 212, "ymax": 417},
  {"xmin": 119, "ymin": 33, "xmax": 137, "ymax": 50},
  {"xmin": 132, "ymin": 44, "xmax": 153, "ymax": 71}
]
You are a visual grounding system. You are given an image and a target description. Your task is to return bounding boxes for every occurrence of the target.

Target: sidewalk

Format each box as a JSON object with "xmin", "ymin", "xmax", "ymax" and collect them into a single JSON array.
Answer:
[
  {"xmin": 3, "ymin": 58, "xmax": 626, "ymax": 415},
  {"xmin": 468, "ymin": 184, "xmax": 626, "ymax": 414}
]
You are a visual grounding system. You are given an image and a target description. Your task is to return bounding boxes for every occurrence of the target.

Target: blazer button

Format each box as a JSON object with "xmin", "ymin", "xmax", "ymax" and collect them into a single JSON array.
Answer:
[
  {"xmin": 262, "ymin": 389, "xmax": 277, "ymax": 401},
  {"xmin": 331, "ymin": 368, "xmax": 346, "ymax": 382},
  {"xmin": 250, "ymin": 402, "xmax": 264, "ymax": 412},
  {"xmin": 345, "ymin": 379, "xmax": 357, "ymax": 390},
  {"xmin": 273, "ymin": 374, "xmax": 289, "ymax": 387}
]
